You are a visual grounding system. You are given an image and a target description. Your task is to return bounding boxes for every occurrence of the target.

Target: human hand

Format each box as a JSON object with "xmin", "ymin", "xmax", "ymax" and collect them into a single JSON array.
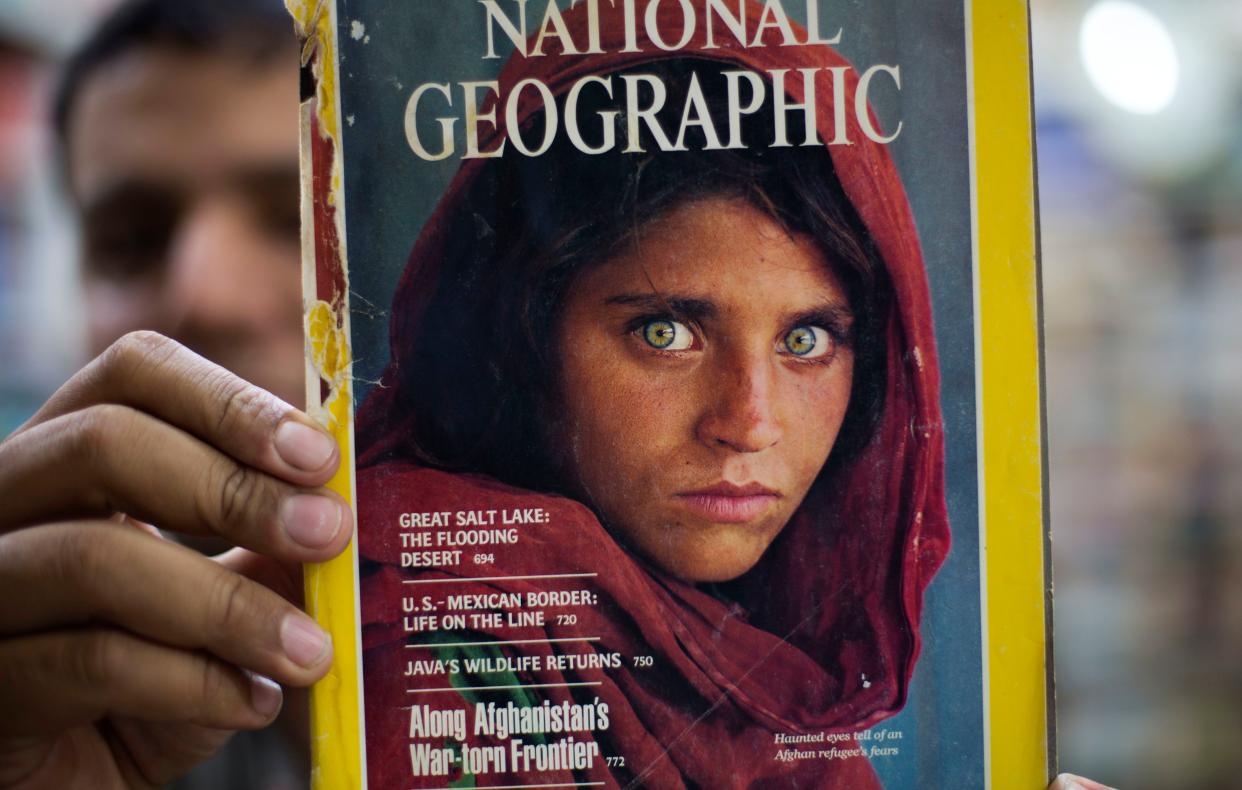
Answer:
[
  {"xmin": 1050, "ymin": 773, "xmax": 1117, "ymax": 790},
  {"xmin": 0, "ymin": 331, "xmax": 351, "ymax": 788}
]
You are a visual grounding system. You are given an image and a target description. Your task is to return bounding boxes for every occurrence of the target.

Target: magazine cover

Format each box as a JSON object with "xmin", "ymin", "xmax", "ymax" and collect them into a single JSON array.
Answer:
[{"xmin": 288, "ymin": 1, "xmax": 1051, "ymax": 787}]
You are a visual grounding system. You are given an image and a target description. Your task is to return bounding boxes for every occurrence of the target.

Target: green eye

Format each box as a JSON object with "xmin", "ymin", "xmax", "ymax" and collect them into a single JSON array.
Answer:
[
  {"xmin": 783, "ymin": 326, "xmax": 832, "ymax": 359},
  {"xmin": 642, "ymin": 319, "xmax": 694, "ymax": 350}
]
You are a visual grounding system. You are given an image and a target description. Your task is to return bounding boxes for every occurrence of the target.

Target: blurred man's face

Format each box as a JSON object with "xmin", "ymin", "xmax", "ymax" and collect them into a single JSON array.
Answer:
[{"xmin": 67, "ymin": 47, "xmax": 304, "ymax": 405}]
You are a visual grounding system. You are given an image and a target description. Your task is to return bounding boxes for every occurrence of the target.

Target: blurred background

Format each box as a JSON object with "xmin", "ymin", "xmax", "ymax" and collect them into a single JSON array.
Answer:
[
  {"xmin": 0, "ymin": 0, "xmax": 108, "ymax": 429},
  {"xmin": 1035, "ymin": 1, "xmax": 1242, "ymax": 787},
  {"xmin": 0, "ymin": 0, "xmax": 1238, "ymax": 787}
]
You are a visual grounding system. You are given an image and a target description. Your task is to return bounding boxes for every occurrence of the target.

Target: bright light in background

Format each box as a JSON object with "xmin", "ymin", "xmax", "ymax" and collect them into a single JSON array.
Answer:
[{"xmin": 1080, "ymin": 1, "xmax": 1180, "ymax": 114}]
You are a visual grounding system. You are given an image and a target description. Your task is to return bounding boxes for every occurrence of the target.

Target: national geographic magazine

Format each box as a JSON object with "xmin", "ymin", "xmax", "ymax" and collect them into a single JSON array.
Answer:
[{"xmin": 288, "ymin": 1, "xmax": 1052, "ymax": 787}]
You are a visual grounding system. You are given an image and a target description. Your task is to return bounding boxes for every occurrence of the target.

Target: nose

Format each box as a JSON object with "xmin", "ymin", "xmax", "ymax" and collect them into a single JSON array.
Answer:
[
  {"xmin": 163, "ymin": 197, "xmax": 272, "ymax": 335},
  {"xmin": 694, "ymin": 348, "xmax": 782, "ymax": 453}
]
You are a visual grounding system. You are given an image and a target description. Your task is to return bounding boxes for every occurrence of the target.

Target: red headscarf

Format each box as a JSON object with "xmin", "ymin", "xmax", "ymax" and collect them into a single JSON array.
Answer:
[{"xmin": 354, "ymin": 2, "xmax": 949, "ymax": 787}]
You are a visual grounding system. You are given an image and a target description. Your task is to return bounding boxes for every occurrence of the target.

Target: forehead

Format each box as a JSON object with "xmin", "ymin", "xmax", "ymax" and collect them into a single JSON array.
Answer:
[
  {"xmin": 576, "ymin": 196, "xmax": 848, "ymax": 307},
  {"xmin": 67, "ymin": 46, "xmax": 299, "ymax": 206}
]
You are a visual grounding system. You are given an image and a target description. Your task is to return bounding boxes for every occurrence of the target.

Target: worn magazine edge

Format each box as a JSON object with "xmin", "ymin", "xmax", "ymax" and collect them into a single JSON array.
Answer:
[
  {"xmin": 970, "ymin": 1, "xmax": 1053, "ymax": 786},
  {"xmin": 1027, "ymin": 0, "xmax": 1058, "ymax": 777},
  {"xmin": 290, "ymin": 1, "xmax": 365, "ymax": 788}
]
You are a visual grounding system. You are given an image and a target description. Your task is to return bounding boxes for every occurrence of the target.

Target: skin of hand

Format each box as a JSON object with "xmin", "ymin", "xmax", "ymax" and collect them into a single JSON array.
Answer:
[
  {"xmin": 1050, "ymin": 773, "xmax": 1118, "ymax": 790},
  {"xmin": 0, "ymin": 331, "xmax": 352, "ymax": 788}
]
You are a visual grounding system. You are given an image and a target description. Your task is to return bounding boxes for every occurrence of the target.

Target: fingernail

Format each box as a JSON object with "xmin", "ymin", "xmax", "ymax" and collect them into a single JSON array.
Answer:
[
  {"xmin": 281, "ymin": 613, "xmax": 331, "ymax": 668},
  {"xmin": 281, "ymin": 495, "xmax": 344, "ymax": 549},
  {"xmin": 1054, "ymin": 775, "xmax": 1107, "ymax": 790},
  {"xmin": 249, "ymin": 672, "xmax": 283, "ymax": 718},
  {"xmin": 274, "ymin": 420, "xmax": 335, "ymax": 472}
]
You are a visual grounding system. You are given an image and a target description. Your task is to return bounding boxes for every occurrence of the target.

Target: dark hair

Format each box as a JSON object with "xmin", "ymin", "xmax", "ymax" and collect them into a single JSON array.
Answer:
[
  {"xmin": 393, "ymin": 60, "xmax": 891, "ymax": 492},
  {"xmin": 52, "ymin": 0, "xmax": 293, "ymax": 177}
]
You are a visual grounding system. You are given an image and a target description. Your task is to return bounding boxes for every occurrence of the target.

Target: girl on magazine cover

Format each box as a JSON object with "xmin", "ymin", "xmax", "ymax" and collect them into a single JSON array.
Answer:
[{"xmin": 353, "ymin": 1, "xmax": 949, "ymax": 786}]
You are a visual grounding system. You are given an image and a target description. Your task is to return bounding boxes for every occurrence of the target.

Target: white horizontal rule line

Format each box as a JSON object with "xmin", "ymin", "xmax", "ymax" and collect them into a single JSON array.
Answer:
[
  {"xmin": 415, "ymin": 783, "xmax": 605, "ymax": 790},
  {"xmin": 405, "ymin": 637, "xmax": 600, "ymax": 649},
  {"xmin": 406, "ymin": 681, "xmax": 602, "ymax": 694},
  {"xmin": 401, "ymin": 573, "xmax": 598, "ymax": 584}
]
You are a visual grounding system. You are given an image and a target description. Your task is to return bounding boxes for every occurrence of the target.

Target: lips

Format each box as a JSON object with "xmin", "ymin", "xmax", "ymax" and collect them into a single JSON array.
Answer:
[{"xmin": 674, "ymin": 482, "xmax": 780, "ymax": 524}]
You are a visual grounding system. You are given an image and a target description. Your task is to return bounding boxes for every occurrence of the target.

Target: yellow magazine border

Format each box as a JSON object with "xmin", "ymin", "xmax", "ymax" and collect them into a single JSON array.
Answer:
[
  {"xmin": 290, "ymin": 1, "xmax": 364, "ymax": 788},
  {"xmin": 968, "ymin": 1, "xmax": 1054, "ymax": 786}
]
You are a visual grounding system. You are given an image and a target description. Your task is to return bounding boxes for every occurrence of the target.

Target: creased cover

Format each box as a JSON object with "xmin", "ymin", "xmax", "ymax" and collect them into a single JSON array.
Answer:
[{"xmin": 293, "ymin": 1, "xmax": 1051, "ymax": 787}]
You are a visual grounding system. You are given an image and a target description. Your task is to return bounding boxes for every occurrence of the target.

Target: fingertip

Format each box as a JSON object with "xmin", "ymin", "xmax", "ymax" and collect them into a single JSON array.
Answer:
[
  {"xmin": 248, "ymin": 672, "xmax": 284, "ymax": 720},
  {"xmin": 279, "ymin": 494, "xmax": 353, "ymax": 563},
  {"xmin": 281, "ymin": 494, "xmax": 345, "ymax": 550},
  {"xmin": 336, "ymin": 499, "xmax": 356, "ymax": 553},
  {"xmin": 1051, "ymin": 773, "xmax": 1115, "ymax": 790},
  {"xmin": 280, "ymin": 612, "xmax": 333, "ymax": 672},
  {"xmin": 273, "ymin": 418, "xmax": 338, "ymax": 477}
]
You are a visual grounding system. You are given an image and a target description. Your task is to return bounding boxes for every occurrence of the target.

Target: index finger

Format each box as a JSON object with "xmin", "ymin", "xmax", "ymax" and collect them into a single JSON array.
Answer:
[{"xmin": 19, "ymin": 331, "xmax": 337, "ymax": 488}]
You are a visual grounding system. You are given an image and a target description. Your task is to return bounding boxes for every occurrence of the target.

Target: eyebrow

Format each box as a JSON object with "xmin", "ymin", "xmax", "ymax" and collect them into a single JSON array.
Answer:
[
  {"xmin": 229, "ymin": 164, "xmax": 302, "ymax": 198},
  {"xmin": 789, "ymin": 305, "xmax": 856, "ymax": 330},
  {"xmin": 604, "ymin": 293, "xmax": 719, "ymax": 322},
  {"xmin": 604, "ymin": 293, "xmax": 854, "ymax": 330},
  {"xmin": 80, "ymin": 163, "xmax": 301, "ymax": 218},
  {"xmin": 81, "ymin": 179, "xmax": 179, "ymax": 221}
]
